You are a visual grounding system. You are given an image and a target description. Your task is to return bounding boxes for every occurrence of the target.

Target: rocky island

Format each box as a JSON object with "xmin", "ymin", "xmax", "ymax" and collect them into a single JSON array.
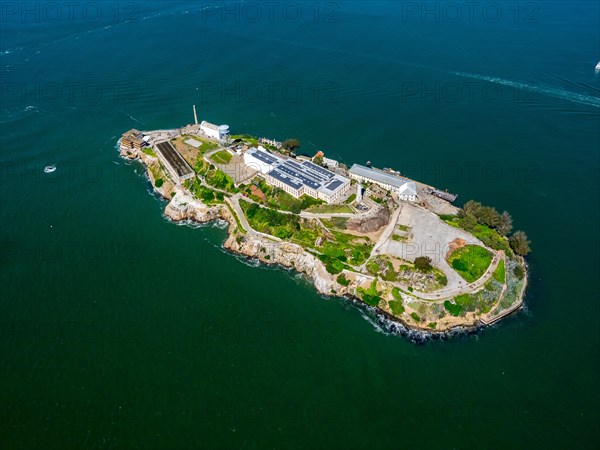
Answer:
[{"xmin": 119, "ymin": 116, "xmax": 530, "ymax": 341}]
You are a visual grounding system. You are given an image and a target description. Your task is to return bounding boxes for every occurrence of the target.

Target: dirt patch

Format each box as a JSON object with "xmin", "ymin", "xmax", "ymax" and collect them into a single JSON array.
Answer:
[
  {"xmin": 446, "ymin": 238, "xmax": 466, "ymax": 258},
  {"xmin": 250, "ymin": 185, "xmax": 267, "ymax": 203},
  {"xmin": 172, "ymin": 138, "xmax": 201, "ymax": 168},
  {"xmin": 346, "ymin": 206, "xmax": 390, "ymax": 233}
]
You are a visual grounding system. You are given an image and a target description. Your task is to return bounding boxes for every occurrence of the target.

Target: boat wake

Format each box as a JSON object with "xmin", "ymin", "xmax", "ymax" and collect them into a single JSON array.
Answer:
[{"xmin": 449, "ymin": 70, "xmax": 600, "ymax": 108}]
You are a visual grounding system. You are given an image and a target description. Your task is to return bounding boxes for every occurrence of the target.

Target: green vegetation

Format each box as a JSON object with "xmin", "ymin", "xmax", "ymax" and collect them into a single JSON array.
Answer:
[
  {"xmin": 428, "ymin": 322, "xmax": 437, "ymax": 329},
  {"xmin": 182, "ymin": 135, "xmax": 219, "ymax": 153},
  {"xmin": 444, "ymin": 300, "xmax": 463, "ymax": 316},
  {"xmin": 321, "ymin": 217, "xmax": 349, "ymax": 230},
  {"xmin": 240, "ymin": 201, "xmax": 371, "ymax": 273},
  {"xmin": 357, "ymin": 280, "xmax": 382, "ymax": 307},
  {"xmin": 435, "ymin": 272, "xmax": 448, "ymax": 286},
  {"xmin": 240, "ymin": 200, "xmax": 299, "ymax": 239},
  {"xmin": 410, "ymin": 312, "xmax": 421, "ymax": 322},
  {"xmin": 231, "ymin": 134, "xmax": 259, "ymax": 147},
  {"xmin": 460, "ymin": 200, "xmax": 513, "ymax": 235},
  {"xmin": 391, "ymin": 287, "xmax": 403, "ymax": 301},
  {"xmin": 345, "ymin": 193, "xmax": 356, "ymax": 204},
  {"xmin": 513, "ymin": 264, "xmax": 525, "ymax": 279},
  {"xmin": 211, "ymin": 150, "xmax": 232, "ymax": 165},
  {"xmin": 451, "ymin": 200, "xmax": 531, "ymax": 256},
  {"xmin": 367, "ymin": 256, "xmax": 397, "ymax": 282},
  {"xmin": 226, "ymin": 205, "xmax": 246, "ymax": 235},
  {"xmin": 392, "ymin": 234, "xmax": 407, "ymax": 242},
  {"xmin": 453, "ymin": 291, "xmax": 495, "ymax": 314},
  {"xmin": 281, "ymin": 138, "xmax": 301, "ymax": 153},
  {"xmin": 414, "ymin": 256, "xmax": 433, "ymax": 272},
  {"xmin": 389, "ymin": 300, "xmax": 405, "ymax": 316},
  {"xmin": 493, "ymin": 259, "xmax": 506, "ymax": 283},
  {"xmin": 304, "ymin": 204, "xmax": 354, "ymax": 214},
  {"xmin": 448, "ymin": 245, "xmax": 493, "ymax": 282},
  {"xmin": 243, "ymin": 180, "xmax": 322, "ymax": 213},
  {"xmin": 155, "ymin": 178, "xmax": 164, "ymax": 188},
  {"xmin": 142, "ymin": 147, "xmax": 156, "ymax": 157},
  {"xmin": 509, "ymin": 231, "xmax": 531, "ymax": 256},
  {"xmin": 206, "ymin": 169, "xmax": 236, "ymax": 192},
  {"xmin": 186, "ymin": 179, "xmax": 220, "ymax": 204},
  {"xmin": 336, "ymin": 273, "xmax": 350, "ymax": 286},
  {"xmin": 398, "ymin": 224, "xmax": 409, "ymax": 231}
]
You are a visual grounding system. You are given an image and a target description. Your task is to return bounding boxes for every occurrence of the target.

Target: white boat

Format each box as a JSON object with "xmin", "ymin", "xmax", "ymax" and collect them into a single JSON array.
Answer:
[
  {"xmin": 44, "ymin": 165, "xmax": 57, "ymax": 173},
  {"xmin": 596, "ymin": 61, "xmax": 600, "ymax": 71}
]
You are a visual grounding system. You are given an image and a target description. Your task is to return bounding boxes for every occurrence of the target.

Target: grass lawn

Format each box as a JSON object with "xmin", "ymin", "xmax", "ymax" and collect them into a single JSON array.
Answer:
[
  {"xmin": 493, "ymin": 259, "xmax": 506, "ymax": 283},
  {"xmin": 180, "ymin": 135, "xmax": 219, "ymax": 153},
  {"xmin": 211, "ymin": 150, "xmax": 232, "ymax": 165},
  {"xmin": 142, "ymin": 147, "xmax": 156, "ymax": 157},
  {"xmin": 448, "ymin": 245, "xmax": 493, "ymax": 282},
  {"xmin": 305, "ymin": 204, "xmax": 354, "ymax": 214}
]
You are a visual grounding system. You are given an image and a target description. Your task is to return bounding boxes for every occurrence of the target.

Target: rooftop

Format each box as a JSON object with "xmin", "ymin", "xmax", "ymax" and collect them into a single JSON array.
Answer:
[
  {"xmin": 349, "ymin": 164, "xmax": 411, "ymax": 189},
  {"xmin": 200, "ymin": 121, "xmax": 219, "ymax": 131}
]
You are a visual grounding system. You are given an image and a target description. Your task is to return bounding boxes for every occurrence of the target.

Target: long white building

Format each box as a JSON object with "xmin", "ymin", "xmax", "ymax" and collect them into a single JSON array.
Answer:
[
  {"xmin": 200, "ymin": 120, "xmax": 230, "ymax": 142},
  {"xmin": 348, "ymin": 164, "xmax": 417, "ymax": 202},
  {"xmin": 243, "ymin": 147, "xmax": 350, "ymax": 203}
]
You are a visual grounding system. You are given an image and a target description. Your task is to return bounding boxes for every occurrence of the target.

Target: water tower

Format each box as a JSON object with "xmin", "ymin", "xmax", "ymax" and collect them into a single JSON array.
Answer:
[{"xmin": 218, "ymin": 124, "xmax": 230, "ymax": 142}]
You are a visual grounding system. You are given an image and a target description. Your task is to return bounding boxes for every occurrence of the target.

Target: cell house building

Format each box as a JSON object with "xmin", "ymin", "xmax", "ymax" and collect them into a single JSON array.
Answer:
[
  {"xmin": 243, "ymin": 147, "xmax": 350, "ymax": 203},
  {"xmin": 348, "ymin": 164, "xmax": 417, "ymax": 202}
]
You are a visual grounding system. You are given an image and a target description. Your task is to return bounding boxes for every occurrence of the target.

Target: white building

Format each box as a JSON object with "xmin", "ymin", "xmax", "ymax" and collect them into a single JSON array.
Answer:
[
  {"xmin": 243, "ymin": 148, "xmax": 350, "ymax": 203},
  {"xmin": 322, "ymin": 156, "xmax": 339, "ymax": 169},
  {"xmin": 243, "ymin": 147, "xmax": 284, "ymax": 174},
  {"xmin": 200, "ymin": 120, "xmax": 230, "ymax": 142},
  {"xmin": 348, "ymin": 164, "xmax": 417, "ymax": 202}
]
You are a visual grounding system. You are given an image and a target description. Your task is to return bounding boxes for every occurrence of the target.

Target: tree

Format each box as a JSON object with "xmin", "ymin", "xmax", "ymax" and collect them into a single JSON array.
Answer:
[
  {"xmin": 477, "ymin": 206, "xmax": 501, "ymax": 228},
  {"xmin": 281, "ymin": 138, "xmax": 301, "ymax": 153},
  {"xmin": 513, "ymin": 265, "xmax": 525, "ymax": 279},
  {"xmin": 313, "ymin": 154, "xmax": 324, "ymax": 166},
  {"xmin": 457, "ymin": 213, "xmax": 478, "ymax": 232},
  {"xmin": 509, "ymin": 230, "xmax": 531, "ymax": 256},
  {"xmin": 414, "ymin": 256, "xmax": 433, "ymax": 272},
  {"xmin": 496, "ymin": 211, "xmax": 513, "ymax": 236},
  {"xmin": 460, "ymin": 200, "xmax": 482, "ymax": 218}
]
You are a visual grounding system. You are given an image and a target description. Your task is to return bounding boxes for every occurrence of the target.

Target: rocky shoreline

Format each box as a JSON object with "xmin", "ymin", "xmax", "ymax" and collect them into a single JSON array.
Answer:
[{"xmin": 121, "ymin": 144, "xmax": 526, "ymax": 341}]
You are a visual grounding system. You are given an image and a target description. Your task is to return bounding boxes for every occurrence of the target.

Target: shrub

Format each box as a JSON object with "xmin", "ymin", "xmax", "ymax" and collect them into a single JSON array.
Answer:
[
  {"xmin": 389, "ymin": 300, "xmax": 405, "ymax": 316},
  {"xmin": 337, "ymin": 273, "xmax": 350, "ymax": 286},
  {"xmin": 414, "ymin": 256, "xmax": 432, "ymax": 272},
  {"xmin": 444, "ymin": 300, "xmax": 463, "ymax": 316},
  {"xmin": 513, "ymin": 265, "xmax": 525, "ymax": 279},
  {"xmin": 410, "ymin": 312, "xmax": 421, "ymax": 322},
  {"xmin": 155, "ymin": 178, "xmax": 164, "ymax": 188}
]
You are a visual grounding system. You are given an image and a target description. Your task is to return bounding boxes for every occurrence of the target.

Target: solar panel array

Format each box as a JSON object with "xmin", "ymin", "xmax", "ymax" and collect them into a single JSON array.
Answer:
[
  {"xmin": 325, "ymin": 179, "xmax": 343, "ymax": 191},
  {"xmin": 250, "ymin": 148, "xmax": 280, "ymax": 165},
  {"xmin": 269, "ymin": 168, "xmax": 303, "ymax": 190}
]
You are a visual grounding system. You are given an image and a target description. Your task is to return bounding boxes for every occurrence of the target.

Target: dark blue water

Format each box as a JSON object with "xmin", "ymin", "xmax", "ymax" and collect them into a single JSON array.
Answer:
[{"xmin": 1, "ymin": 1, "xmax": 599, "ymax": 448}]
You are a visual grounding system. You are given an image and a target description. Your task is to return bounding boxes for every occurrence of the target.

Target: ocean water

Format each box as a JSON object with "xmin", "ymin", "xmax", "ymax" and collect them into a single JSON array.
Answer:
[{"xmin": 1, "ymin": 1, "xmax": 599, "ymax": 448}]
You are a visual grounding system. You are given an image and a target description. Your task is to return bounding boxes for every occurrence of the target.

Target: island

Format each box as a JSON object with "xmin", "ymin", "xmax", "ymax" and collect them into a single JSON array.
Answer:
[{"xmin": 119, "ymin": 112, "xmax": 530, "ymax": 340}]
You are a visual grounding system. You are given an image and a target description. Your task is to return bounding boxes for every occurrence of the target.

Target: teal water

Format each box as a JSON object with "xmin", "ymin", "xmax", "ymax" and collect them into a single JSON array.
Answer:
[{"xmin": 1, "ymin": 1, "xmax": 599, "ymax": 448}]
